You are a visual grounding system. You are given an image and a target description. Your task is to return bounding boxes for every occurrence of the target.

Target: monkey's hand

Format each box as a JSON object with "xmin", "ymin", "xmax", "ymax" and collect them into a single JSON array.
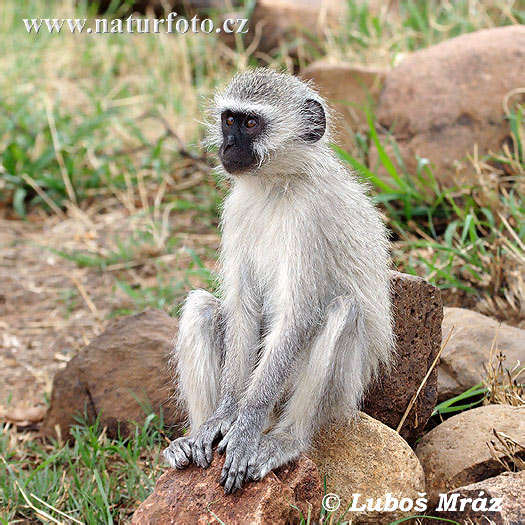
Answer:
[
  {"xmin": 217, "ymin": 418, "xmax": 261, "ymax": 494},
  {"xmin": 163, "ymin": 436, "xmax": 193, "ymax": 469},
  {"xmin": 191, "ymin": 405, "xmax": 237, "ymax": 469}
]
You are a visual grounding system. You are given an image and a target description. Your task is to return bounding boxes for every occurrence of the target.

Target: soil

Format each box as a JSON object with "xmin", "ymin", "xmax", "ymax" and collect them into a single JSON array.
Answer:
[{"xmin": 0, "ymin": 197, "xmax": 219, "ymax": 421}]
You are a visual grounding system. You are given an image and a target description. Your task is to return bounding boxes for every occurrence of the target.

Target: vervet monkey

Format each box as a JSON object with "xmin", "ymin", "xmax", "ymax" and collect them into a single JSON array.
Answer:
[{"xmin": 164, "ymin": 69, "xmax": 393, "ymax": 494}]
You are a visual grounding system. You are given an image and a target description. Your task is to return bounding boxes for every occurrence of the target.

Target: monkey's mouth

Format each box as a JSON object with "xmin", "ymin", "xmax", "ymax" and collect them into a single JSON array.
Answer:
[{"xmin": 219, "ymin": 146, "xmax": 259, "ymax": 175}]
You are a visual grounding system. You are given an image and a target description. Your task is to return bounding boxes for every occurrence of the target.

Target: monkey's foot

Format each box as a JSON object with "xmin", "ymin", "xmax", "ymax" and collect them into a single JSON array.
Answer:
[
  {"xmin": 163, "ymin": 436, "xmax": 193, "ymax": 469},
  {"xmin": 217, "ymin": 425, "xmax": 260, "ymax": 494},
  {"xmin": 247, "ymin": 432, "xmax": 301, "ymax": 482}
]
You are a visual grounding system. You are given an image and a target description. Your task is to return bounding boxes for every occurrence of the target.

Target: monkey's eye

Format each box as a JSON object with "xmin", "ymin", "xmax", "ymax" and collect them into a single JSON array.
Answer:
[
  {"xmin": 245, "ymin": 117, "xmax": 257, "ymax": 128},
  {"xmin": 225, "ymin": 116, "xmax": 234, "ymax": 126}
]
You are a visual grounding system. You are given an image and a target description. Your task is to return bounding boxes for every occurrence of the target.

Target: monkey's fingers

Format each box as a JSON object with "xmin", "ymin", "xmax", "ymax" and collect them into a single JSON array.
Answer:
[
  {"xmin": 248, "ymin": 461, "xmax": 271, "ymax": 481},
  {"xmin": 179, "ymin": 438, "xmax": 192, "ymax": 457},
  {"xmin": 192, "ymin": 439, "xmax": 213, "ymax": 469},
  {"xmin": 192, "ymin": 422, "xmax": 225, "ymax": 468},
  {"xmin": 163, "ymin": 437, "xmax": 192, "ymax": 469},
  {"xmin": 220, "ymin": 420, "xmax": 233, "ymax": 436},
  {"xmin": 202, "ymin": 439, "xmax": 214, "ymax": 466},
  {"xmin": 246, "ymin": 460, "xmax": 258, "ymax": 481},
  {"xmin": 216, "ymin": 432, "xmax": 231, "ymax": 455},
  {"xmin": 221, "ymin": 456, "xmax": 249, "ymax": 494},
  {"xmin": 219, "ymin": 451, "xmax": 233, "ymax": 485}
]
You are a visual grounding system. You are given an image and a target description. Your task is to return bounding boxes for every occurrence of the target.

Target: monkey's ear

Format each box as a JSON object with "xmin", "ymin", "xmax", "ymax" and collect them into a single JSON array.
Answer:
[{"xmin": 299, "ymin": 98, "xmax": 326, "ymax": 143}]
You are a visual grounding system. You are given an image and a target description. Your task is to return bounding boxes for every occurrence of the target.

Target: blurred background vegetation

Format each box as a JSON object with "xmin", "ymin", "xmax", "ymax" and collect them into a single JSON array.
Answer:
[{"xmin": 0, "ymin": 0, "xmax": 523, "ymax": 522}]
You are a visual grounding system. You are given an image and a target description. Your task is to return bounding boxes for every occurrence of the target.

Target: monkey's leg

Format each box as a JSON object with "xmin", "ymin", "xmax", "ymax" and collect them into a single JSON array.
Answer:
[
  {"xmin": 163, "ymin": 290, "xmax": 223, "ymax": 469},
  {"xmin": 190, "ymin": 281, "xmax": 262, "ymax": 470},
  {"xmin": 248, "ymin": 296, "xmax": 367, "ymax": 481}
]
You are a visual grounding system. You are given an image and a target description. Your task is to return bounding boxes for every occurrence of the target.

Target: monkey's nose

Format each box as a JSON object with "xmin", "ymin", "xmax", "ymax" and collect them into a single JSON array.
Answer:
[{"xmin": 224, "ymin": 135, "xmax": 235, "ymax": 150}]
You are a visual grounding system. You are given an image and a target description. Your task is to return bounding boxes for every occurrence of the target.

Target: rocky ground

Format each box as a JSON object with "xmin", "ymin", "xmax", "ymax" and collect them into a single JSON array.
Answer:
[{"xmin": 36, "ymin": 276, "xmax": 524, "ymax": 523}]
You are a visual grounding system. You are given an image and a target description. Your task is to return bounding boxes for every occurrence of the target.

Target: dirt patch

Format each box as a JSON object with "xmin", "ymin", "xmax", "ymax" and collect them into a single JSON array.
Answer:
[{"xmin": 0, "ymin": 194, "xmax": 219, "ymax": 416}]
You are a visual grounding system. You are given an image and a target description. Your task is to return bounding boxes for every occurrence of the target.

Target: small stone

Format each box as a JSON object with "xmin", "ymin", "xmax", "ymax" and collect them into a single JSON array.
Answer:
[
  {"xmin": 131, "ymin": 454, "xmax": 321, "ymax": 524},
  {"xmin": 363, "ymin": 271, "xmax": 443, "ymax": 442},
  {"xmin": 42, "ymin": 309, "xmax": 183, "ymax": 439},
  {"xmin": 439, "ymin": 307, "xmax": 525, "ymax": 401},
  {"xmin": 428, "ymin": 471, "xmax": 525, "ymax": 525},
  {"xmin": 415, "ymin": 404, "xmax": 525, "ymax": 504},
  {"xmin": 309, "ymin": 413, "xmax": 426, "ymax": 525}
]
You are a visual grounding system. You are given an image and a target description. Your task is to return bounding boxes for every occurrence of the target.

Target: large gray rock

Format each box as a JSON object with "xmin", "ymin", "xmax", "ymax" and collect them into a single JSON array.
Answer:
[
  {"xmin": 439, "ymin": 307, "xmax": 525, "ymax": 401},
  {"xmin": 363, "ymin": 272, "xmax": 442, "ymax": 442},
  {"xmin": 132, "ymin": 454, "xmax": 321, "ymax": 524},
  {"xmin": 310, "ymin": 413, "xmax": 426, "ymax": 524},
  {"xmin": 371, "ymin": 26, "xmax": 525, "ymax": 186},
  {"xmin": 42, "ymin": 309, "xmax": 183, "ymax": 439},
  {"xmin": 415, "ymin": 404, "xmax": 525, "ymax": 504}
]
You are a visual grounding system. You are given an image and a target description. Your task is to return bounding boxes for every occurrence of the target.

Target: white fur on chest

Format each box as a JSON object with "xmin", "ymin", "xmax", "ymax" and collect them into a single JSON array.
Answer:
[{"xmin": 220, "ymin": 179, "xmax": 302, "ymax": 287}]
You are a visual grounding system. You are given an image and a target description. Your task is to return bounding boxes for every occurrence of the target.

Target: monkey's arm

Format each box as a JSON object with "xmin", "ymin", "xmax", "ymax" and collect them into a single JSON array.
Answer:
[{"xmin": 217, "ymin": 296, "xmax": 314, "ymax": 492}]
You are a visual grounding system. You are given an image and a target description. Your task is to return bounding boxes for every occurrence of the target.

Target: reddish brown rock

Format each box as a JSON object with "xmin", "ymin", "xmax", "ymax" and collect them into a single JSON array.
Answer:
[
  {"xmin": 428, "ymin": 471, "xmax": 525, "ymax": 524},
  {"xmin": 363, "ymin": 272, "xmax": 443, "ymax": 442},
  {"xmin": 371, "ymin": 26, "xmax": 525, "ymax": 186},
  {"xmin": 42, "ymin": 309, "xmax": 182, "ymax": 439},
  {"xmin": 439, "ymin": 307, "xmax": 525, "ymax": 401},
  {"xmin": 247, "ymin": 0, "xmax": 345, "ymax": 55},
  {"xmin": 302, "ymin": 62, "xmax": 387, "ymax": 150},
  {"xmin": 415, "ymin": 404, "xmax": 525, "ymax": 504},
  {"xmin": 132, "ymin": 454, "xmax": 321, "ymax": 525}
]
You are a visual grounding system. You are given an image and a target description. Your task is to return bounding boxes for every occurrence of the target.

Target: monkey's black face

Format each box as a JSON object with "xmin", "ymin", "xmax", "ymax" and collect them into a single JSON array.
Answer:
[{"xmin": 219, "ymin": 111, "xmax": 264, "ymax": 174}]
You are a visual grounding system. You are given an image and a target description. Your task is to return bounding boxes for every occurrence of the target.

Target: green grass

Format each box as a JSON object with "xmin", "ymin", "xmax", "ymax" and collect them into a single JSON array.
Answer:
[
  {"xmin": 113, "ymin": 247, "xmax": 218, "ymax": 316},
  {"xmin": 431, "ymin": 383, "xmax": 487, "ymax": 418},
  {"xmin": 337, "ymin": 106, "xmax": 524, "ymax": 303},
  {"xmin": 328, "ymin": 0, "xmax": 524, "ymax": 65},
  {"xmin": 0, "ymin": 413, "xmax": 167, "ymax": 523},
  {"xmin": 0, "ymin": 0, "xmax": 237, "ymax": 217}
]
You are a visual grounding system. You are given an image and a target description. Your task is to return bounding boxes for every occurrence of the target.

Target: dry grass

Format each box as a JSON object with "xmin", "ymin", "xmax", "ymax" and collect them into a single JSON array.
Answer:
[
  {"xmin": 483, "ymin": 345, "xmax": 525, "ymax": 407},
  {"xmin": 0, "ymin": 190, "xmax": 220, "ymax": 411},
  {"xmin": 1, "ymin": 0, "xmax": 524, "ymax": 521},
  {"xmin": 390, "ymin": 116, "xmax": 525, "ymax": 328},
  {"xmin": 487, "ymin": 428, "xmax": 525, "ymax": 472},
  {"xmin": 468, "ymin": 128, "xmax": 525, "ymax": 326},
  {"xmin": 0, "ymin": 2, "xmax": 233, "ymax": 141},
  {"xmin": 0, "ymin": 0, "xmax": 230, "ymax": 411}
]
